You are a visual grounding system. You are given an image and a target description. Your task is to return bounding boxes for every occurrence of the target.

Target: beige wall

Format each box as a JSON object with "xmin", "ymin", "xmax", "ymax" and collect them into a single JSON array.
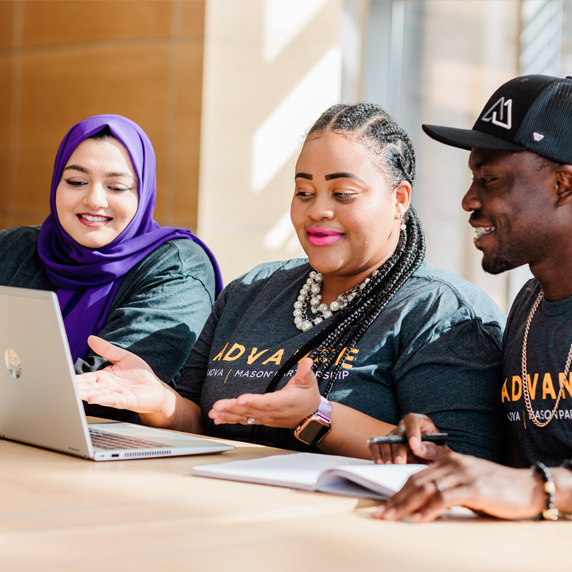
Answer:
[
  {"xmin": 197, "ymin": 0, "xmax": 523, "ymax": 304},
  {"xmin": 414, "ymin": 0, "xmax": 520, "ymax": 312},
  {"xmin": 198, "ymin": 0, "xmax": 342, "ymax": 284},
  {"xmin": 1, "ymin": 0, "xmax": 205, "ymax": 232}
]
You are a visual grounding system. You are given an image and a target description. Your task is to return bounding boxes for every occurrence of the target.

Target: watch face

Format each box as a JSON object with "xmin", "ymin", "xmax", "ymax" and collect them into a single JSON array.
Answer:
[{"xmin": 298, "ymin": 420, "xmax": 330, "ymax": 446}]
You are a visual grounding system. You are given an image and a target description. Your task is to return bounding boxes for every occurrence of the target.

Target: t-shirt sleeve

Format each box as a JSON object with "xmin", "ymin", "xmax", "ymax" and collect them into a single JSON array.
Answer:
[
  {"xmin": 176, "ymin": 280, "xmax": 235, "ymax": 406},
  {"xmin": 392, "ymin": 313, "xmax": 506, "ymax": 463},
  {"xmin": 73, "ymin": 239, "xmax": 216, "ymax": 387},
  {"xmin": 0, "ymin": 226, "xmax": 50, "ymax": 288}
]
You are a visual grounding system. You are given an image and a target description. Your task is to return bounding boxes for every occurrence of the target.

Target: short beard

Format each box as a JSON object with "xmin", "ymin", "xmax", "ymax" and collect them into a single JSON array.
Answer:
[
  {"xmin": 482, "ymin": 255, "xmax": 517, "ymax": 275},
  {"xmin": 481, "ymin": 240, "xmax": 527, "ymax": 275}
]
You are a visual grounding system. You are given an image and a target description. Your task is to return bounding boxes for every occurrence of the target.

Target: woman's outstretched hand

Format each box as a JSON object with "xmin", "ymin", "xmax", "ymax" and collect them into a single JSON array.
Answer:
[
  {"xmin": 75, "ymin": 335, "xmax": 175, "ymax": 417},
  {"xmin": 208, "ymin": 357, "xmax": 321, "ymax": 428}
]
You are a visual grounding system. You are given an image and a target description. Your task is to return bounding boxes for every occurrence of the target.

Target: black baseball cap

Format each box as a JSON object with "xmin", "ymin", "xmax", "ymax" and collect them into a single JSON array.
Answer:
[{"xmin": 422, "ymin": 75, "xmax": 572, "ymax": 165}]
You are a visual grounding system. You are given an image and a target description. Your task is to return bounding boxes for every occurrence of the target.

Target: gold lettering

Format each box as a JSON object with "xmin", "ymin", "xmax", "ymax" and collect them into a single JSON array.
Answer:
[
  {"xmin": 526, "ymin": 373, "xmax": 539, "ymax": 400},
  {"xmin": 247, "ymin": 348, "xmax": 268, "ymax": 365},
  {"xmin": 542, "ymin": 373, "xmax": 557, "ymax": 400},
  {"xmin": 501, "ymin": 379, "xmax": 510, "ymax": 402},
  {"xmin": 559, "ymin": 373, "xmax": 572, "ymax": 399},
  {"xmin": 212, "ymin": 343, "xmax": 229, "ymax": 362},
  {"xmin": 222, "ymin": 343, "xmax": 245, "ymax": 361},
  {"xmin": 342, "ymin": 348, "xmax": 359, "ymax": 369},
  {"xmin": 262, "ymin": 349, "xmax": 284, "ymax": 365},
  {"xmin": 511, "ymin": 376, "xmax": 522, "ymax": 401}
]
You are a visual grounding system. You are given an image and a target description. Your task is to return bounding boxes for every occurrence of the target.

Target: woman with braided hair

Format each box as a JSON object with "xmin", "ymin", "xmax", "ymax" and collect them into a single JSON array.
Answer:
[{"xmin": 76, "ymin": 104, "xmax": 506, "ymax": 460}]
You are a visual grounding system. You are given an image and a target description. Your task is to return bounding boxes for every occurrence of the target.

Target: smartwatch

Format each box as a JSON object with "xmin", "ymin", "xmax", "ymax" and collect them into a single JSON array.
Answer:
[{"xmin": 293, "ymin": 397, "xmax": 332, "ymax": 447}]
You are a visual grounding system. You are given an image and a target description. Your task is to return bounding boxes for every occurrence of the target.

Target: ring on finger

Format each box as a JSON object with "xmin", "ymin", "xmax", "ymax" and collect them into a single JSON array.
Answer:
[
  {"xmin": 246, "ymin": 417, "xmax": 256, "ymax": 425},
  {"xmin": 433, "ymin": 477, "xmax": 447, "ymax": 494}
]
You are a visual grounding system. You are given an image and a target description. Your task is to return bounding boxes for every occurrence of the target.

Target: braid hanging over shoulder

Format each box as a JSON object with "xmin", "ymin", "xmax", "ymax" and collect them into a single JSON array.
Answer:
[{"xmin": 262, "ymin": 103, "xmax": 426, "ymax": 400}]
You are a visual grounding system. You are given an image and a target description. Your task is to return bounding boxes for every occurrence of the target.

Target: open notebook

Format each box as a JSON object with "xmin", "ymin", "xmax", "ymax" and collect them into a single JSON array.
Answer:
[
  {"xmin": 193, "ymin": 453, "xmax": 425, "ymax": 499},
  {"xmin": 0, "ymin": 285, "xmax": 234, "ymax": 461}
]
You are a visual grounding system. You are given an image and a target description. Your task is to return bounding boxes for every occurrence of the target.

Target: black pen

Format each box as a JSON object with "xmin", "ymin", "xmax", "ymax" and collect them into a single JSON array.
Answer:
[{"xmin": 368, "ymin": 432, "xmax": 449, "ymax": 446}]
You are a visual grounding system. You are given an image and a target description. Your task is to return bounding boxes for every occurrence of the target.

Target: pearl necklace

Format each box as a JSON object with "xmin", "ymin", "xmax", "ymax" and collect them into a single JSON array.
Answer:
[
  {"xmin": 522, "ymin": 289, "xmax": 572, "ymax": 428},
  {"xmin": 293, "ymin": 269, "xmax": 378, "ymax": 332}
]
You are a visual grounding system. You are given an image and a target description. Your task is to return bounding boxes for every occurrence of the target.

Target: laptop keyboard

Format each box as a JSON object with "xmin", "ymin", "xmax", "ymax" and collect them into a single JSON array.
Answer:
[{"xmin": 89, "ymin": 428, "xmax": 167, "ymax": 450}]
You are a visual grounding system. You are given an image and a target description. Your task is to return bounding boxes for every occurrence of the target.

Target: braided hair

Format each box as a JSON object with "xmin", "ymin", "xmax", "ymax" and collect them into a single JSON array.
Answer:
[{"xmin": 264, "ymin": 104, "xmax": 426, "ymax": 399}]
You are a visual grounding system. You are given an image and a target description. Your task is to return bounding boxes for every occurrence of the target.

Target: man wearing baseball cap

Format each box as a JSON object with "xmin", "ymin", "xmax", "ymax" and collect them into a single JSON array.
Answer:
[{"xmin": 372, "ymin": 75, "xmax": 572, "ymax": 522}]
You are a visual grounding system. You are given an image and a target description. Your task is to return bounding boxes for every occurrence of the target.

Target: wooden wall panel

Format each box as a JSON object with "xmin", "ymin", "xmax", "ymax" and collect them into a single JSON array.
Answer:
[
  {"xmin": 0, "ymin": 58, "xmax": 12, "ymax": 223},
  {"xmin": 21, "ymin": 0, "xmax": 172, "ymax": 46},
  {"xmin": 1, "ymin": 0, "xmax": 205, "ymax": 232},
  {"xmin": 0, "ymin": 1, "xmax": 14, "ymax": 50},
  {"xmin": 180, "ymin": 0, "xmax": 206, "ymax": 36},
  {"xmin": 1, "ymin": 1, "xmax": 15, "ymax": 229},
  {"xmin": 17, "ymin": 45, "xmax": 172, "ymax": 222}
]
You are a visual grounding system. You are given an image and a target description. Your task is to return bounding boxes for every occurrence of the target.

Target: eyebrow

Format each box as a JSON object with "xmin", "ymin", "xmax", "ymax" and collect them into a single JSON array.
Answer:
[
  {"xmin": 63, "ymin": 165, "xmax": 135, "ymax": 179},
  {"xmin": 295, "ymin": 172, "xmax": 364, "ymax": 182},
  {"xmin": 325, "ymin": 172, "xmax": 363, "ymax": 182},
  {"xmin": 468, "ymin": 158, "xmax": 494, "ymax": 172}
]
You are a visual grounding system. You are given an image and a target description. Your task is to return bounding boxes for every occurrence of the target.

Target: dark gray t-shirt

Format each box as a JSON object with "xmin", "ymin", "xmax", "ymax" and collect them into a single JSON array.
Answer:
[
  {"xmin": 179, "ymin": 259, "xmax": 507, "ymax": 460},
  {"xmin": 503, "ymin": 279, "xmax": 572, "ymax": 466}
]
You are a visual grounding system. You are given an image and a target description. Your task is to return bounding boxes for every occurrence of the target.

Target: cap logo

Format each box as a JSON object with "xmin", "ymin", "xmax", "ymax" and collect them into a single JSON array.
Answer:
[
  {"xmin": 481, "ymin": 97, "xmax": 512, "ymax": 130},
  {"xmin": 533, "ymin": 132, "xmax": 544, "ymax": 142}
]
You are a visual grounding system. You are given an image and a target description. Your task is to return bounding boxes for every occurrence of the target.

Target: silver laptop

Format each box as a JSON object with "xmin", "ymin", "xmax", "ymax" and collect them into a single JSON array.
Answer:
[{"xmin": 0, "ymin": 285, "xmax": 234, "ymax": 461}]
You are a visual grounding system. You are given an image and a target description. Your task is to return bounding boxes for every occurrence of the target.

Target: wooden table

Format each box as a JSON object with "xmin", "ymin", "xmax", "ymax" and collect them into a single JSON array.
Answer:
[{"xmin": 1, "ymin": 429, "xmax": 570, "ymax": 572}]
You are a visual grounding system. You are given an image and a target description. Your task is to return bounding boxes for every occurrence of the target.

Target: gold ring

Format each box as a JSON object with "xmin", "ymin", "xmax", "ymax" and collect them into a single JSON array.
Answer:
[{"xmin": 246, "ymin": 417, "xmax": 256, "ymax": 425}]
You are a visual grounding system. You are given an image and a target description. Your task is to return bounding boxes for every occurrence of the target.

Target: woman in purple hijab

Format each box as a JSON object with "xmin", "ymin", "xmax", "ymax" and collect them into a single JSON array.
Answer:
[{"xmin": 0, "ymin": 114, "xmax": 222, "ymax": 422}]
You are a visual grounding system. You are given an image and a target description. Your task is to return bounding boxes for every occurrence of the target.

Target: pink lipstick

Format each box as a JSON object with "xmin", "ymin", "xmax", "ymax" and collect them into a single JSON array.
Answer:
[{"xmin": 306, "ymin": 227, "xmax": 344, "ymax": 246}]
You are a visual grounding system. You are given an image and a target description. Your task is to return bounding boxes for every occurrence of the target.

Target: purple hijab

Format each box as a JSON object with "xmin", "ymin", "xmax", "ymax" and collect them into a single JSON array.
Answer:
[{"xmin": 38, "ymin": 114, "xmax": 223, "ymax": 362}]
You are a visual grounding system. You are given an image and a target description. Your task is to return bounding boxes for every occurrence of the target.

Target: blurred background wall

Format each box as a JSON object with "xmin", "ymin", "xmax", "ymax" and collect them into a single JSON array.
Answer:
[
  {"xmin": 1, "ymin": 0, "xmax": 206, "ymax": 230},
  {"xmin": 2, "ymin": 0, "xmax": 571, "ymax": 313}
]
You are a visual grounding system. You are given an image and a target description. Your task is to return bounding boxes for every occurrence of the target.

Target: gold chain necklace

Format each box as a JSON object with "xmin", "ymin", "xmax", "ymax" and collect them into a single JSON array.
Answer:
[{"xmin": 521, "ymin": 289, "xmax": 572, "ymax": 428}]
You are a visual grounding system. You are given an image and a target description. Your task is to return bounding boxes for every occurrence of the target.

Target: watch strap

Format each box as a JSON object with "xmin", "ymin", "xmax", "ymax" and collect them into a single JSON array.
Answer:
[{"xmin": 315, "ymin": 396, "xmax": 332, "ymax": 423}]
